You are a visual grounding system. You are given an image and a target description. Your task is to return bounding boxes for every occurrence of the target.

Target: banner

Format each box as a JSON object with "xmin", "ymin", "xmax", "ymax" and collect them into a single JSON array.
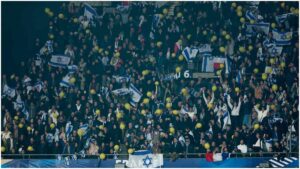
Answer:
[
  {"xmin": 84, "ymin": 3, "xmax": 98, "ymax": 20},
  {"xmin": 60, "ymin": 73, "xmax": 74, "ymax": 88},
  {"xmin": 182, "ymin": 47, "xmax": 198, "ymax": 61},
  {"xmin": 112, "ymin": 88, "xmax": 131, "ymax": 96},
  {"xmin": 245, "ymin": 23, "xmax": 270, "ymax": 36},
  {"xmin": 272, "ymin": 30, "xmax": 293, "ymax": 46},
  {"xmin": 126, "ymin": 150, "xmax": 163, "ymax": 168},
  {"xmin": 129, "ymin": 84, "xmax": 142, "ymax": 106},
  {"xmin": 48, "ymin": 55, "xmax": 70, "ymax": 68},
  {"xmin": 267, "ymin": 44, "xmax": 283, "ymax": 56},
  {"xmin": 198, "ymin": 44, "xmax": 212, "ymax": 55},
  {"xmin": 201, "ymin": 55, "xmax": 230, "ymax": 74}
]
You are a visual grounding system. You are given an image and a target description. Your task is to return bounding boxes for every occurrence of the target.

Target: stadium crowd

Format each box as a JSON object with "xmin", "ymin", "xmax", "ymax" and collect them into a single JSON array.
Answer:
[{"xmin": 1, "ymin": 1, "xmax": 299, "ymax": 160}]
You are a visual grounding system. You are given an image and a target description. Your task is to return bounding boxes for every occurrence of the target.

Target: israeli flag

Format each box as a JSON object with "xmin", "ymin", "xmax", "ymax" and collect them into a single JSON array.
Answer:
[
  {"xmin": 267, "ymin": 44, "xmax": 283, "ymax": 56},
  {"xmin": 182, "ymin": 47, "xmax": 198, "ymax": 62},
  {"xmin": 222, "ymin": 111, "xmax": 231, "ymax": 129},
  {"xmin": 112, "ymin": 88, "xmax": 131, "ymax": 96},
  {"xmin": 68, "ymin": 65, "xmax": 78, "ymax": 74},
  {"xmin": 34, "ymin": 81, "xmax": 44, "ymax": 92},
  {"xmin": 60, "ymin": 73, "xmax": 74, "ymax": 88},
  {"xmin": 126, "ymin": 150, "xmax": 163, "ymax": 168},
  {"xmin": 275, "ymin": 13, "xmax": 292, "ymax": 24},
  {"xmin": 2, "ymin": 84, "xmax": 16, "ymax": 98},
  {"xmin": 245, "ymin": 23, "xmax": 270, "ymax": 37},
  {"xmin": 272, "ymin": 30, "xmax": 293, "ymax": 46},
  {"xmin": 198, "ymin": 44, "xmax": 212, "ymax": 55},
  {"xmin": 129, "ymin": 84, "xmax": 142, "ymax": 107},
  {"xmin": 245, "ymin": 10, "xmax": 257, "ymax": 21},
  {"xmin": 79, "ymin": 124, "xmax": 89, "ymax": 136},
  {"xmin": 48, "ymin": 55, "xmax": 70, "ymax": 68},
  {"xmin": 65, "ymin": 121, "xmax": 73, "ymax": 138},
  {"xmin": 235, "ymin": 70, "xmax": 242, "ymax": 84},
  {"xmin": 84, "ymin": 3, "xmax": 98, "ymax": 20},
  {"xmin": 113, "ymin": 75, "xmax": 131, "ymax": 83}
]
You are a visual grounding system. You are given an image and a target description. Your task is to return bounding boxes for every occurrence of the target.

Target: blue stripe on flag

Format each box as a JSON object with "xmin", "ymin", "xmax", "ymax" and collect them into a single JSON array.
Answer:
[{"xmin": 133, "ymin": 150, "xmax": 152, "ymax": 155}]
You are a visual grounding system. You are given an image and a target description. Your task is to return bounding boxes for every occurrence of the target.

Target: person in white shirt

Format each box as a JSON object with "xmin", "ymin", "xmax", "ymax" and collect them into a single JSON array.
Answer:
[
  {"xmin": 254, "ymin": 104, "xmax": 270, "ymax": 122},
  {"xmin": 237, "ymin": 140, "xmax": 248, "ymax": 154},
  {"xmin": 227, "ymin": 95, "xmax": 242, "ymax": 129}
]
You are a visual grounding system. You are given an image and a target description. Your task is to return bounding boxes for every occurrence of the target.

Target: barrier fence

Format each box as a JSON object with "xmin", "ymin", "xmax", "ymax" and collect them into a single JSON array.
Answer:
[{"xmin": 2, "ymin": 151, "xmax": 299, "ymax": 160}]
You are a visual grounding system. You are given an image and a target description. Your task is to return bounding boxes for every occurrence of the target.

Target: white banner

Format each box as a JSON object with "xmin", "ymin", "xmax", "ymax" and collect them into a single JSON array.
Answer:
[
  {"xmin": 48, "ymin": 55, "xmax": 70, "ymax": 68},
  {"xmin": 126, "ymin": 151, "xmax": 163, "ymax": 168}
]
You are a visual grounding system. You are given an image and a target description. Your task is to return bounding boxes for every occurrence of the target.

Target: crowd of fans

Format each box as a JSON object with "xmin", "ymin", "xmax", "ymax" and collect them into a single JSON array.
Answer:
[{"xmin": 1, "ymin": 1, "xmax": 299, "ymax": 160}]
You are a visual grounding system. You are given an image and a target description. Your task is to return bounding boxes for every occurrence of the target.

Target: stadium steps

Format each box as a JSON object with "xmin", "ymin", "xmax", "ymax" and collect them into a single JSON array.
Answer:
[{"xmin": 256, "ymin": 157, "xmax": 298, "ymax": 168}]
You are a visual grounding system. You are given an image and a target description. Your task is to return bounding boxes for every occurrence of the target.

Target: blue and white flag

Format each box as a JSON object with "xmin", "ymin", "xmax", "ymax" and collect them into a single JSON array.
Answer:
[
  {"xmin": 68, "ymin": 65, "xmax": 78, "ymax": 74},
  {"xmin": 48, "ymin": 55, "xmax": 70, "ymax": 68},
  {"xmin": 60, "ymin": 73, "xmax": 74, "ymax": 88},
  {"xmin": 275, "ymin": 13, "xmax": 292, "ymax": 24},
  {"xmin": 182, "ymin": 47, "xmax": 198, "ymax": 62},
  {"xmin": 245, "ymin": 23, "xmax": 270, "ymax": 36},
  {"xmin": 235, "ymin": 70, "xmax": 242, "ymax": 84},
  {"xmin": 272, "ymin": 30, "xmax": 293, "ymax": 46},
  {"xmin": 113, "ymin": 75, "xmax": 131, "ymax": 83},
  {"xmin": 65, "ymin": 121, "xmax": 73, "ymax": 138},
  {"xmin": 150, "ymin": 14, "xmax": 160, "ymax": 39},
  {"xmin": 126, "ymin": 150, "xmax": 163, "ymax": 168},
  {"xmin": 222, "ymin": 111, "xmax": 231, "ymax": 129},
  {"xmin": 198, "ymin": 44, "xmax": 212, "ymax": 55},
  {"xmin": 14, "ymin": 95, "xmax": 29, "ymax": 120},
  {"xmin": 129, "ymin": 84, "xmax": 142, "ymax": 106},
  {"xmin": 84, "ymin": 3, "xmax": 98, "ymax": 20},
  {"xmin": 2, "ymin": 84, "xmax": 16, "ymax": 98},
  {"xmin": 79, "ymin": 124, "xmax": 89, "ymax": 136},
  {"xmin": 246, "ymin": 10, "xmax": 257, "ymax": 21},
  {"xmin": 267, "ymin": 44, "xmax": 283, "ymax": 56},
  {"xmin": 112, "ymin": 88, "xmax": 131, "ymax": 96},
  {"xmin": 34, "ymin": 81, "xmax": 44, "ymax": 92}
]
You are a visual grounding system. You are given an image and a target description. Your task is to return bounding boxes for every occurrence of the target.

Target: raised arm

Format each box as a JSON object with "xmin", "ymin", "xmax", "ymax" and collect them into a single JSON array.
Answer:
[
  {"xmin": 209, "ymin": 92, "xmax": 215, "ymax": 104},
  {"xmin": 203, "ymin": 91, "xmax": 208, "ymax": 105},
  {"xmin": 227, "ymin": 95, "xmax": 233, "ymax": 109}
]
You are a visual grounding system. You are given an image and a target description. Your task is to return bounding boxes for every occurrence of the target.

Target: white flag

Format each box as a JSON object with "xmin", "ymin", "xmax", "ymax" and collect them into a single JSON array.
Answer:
[
  {"xmin": 126, "ymin": 150, "xmax": 163, "ymax": 168},
  {"xmin": 48, "ymin": 55, "xmax": 70, "ymax": 68}
]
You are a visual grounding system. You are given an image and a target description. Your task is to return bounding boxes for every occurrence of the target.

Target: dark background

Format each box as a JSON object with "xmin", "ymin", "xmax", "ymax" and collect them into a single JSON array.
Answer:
[{"xmin": 1, "ymin": 2, "xmax": 62, "ymax": 75}]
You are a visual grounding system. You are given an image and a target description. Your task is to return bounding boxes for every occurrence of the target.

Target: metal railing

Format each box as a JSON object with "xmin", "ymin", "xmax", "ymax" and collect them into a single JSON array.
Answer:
[{"xmin": 2, "ymin": 152, "xmax": 299, "ymax": 160}]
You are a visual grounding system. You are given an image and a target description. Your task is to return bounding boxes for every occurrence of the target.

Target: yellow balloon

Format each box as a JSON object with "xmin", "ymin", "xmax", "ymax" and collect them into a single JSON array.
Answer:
[
  {"xmin": 124, "ymin": 103, "xmax": 131, "ymax": 110},
  {"xmin": 142, "ymin": 70, "xmax": 149, "ymax": 76},
  {"xmin": 240, "ymin": 17, "xmax": 245, "ymax": 23},
  {"xmin": 178, "ymin": 55, "xmax": 184, "ymax": 61},
  {"xmin": 254, "ymin": 123, "xmax": 260, "ymax": 130},
  {"xmin": 195, "ymin": 123, "xmax": 202, "ymax": 129},
  {"xmin": 176, "ymin": 67, "xmax": 181, "ymax": 73},
  {"xmin": 272, "ymin": 84, "xmax": 278, "ymax": 91},
  {"xmin": 222, "ymin": 31, "xmax": 227, "ymax": 36},
  {"xmin": 141, "ymin": 109, "xmax": 146, "ymax": 116},
  {"xmin": 69, "ymin": 77, "xmax": 76, "ymax": 84},
  {"xmin": 114, "ymin": 145, "xmax": 120, "ymax": 151},
  {"xmin": 171, "ymin": 53, "xmax": 176, "ymax": 58},
  {"xmin": 248, "ymin": 45, "xmax": 253, "ymax": 51},
  {"xmin": 237, "ymin": 11, "xmax": 242, "ymax": 17},
  {"xmin": 166, "ymin": 103, "xmax": 172, "ymax": 109},
  {"xmin": 253, "ymin": 68, "xmax": 259, "ymax": 74},
  {"xmin": 73, "ymin": 18, "xmax": 79, "ymax": 23},
  {"xmin": 212, "ymin": 85, "xmax": 217, "ymax": 92},
  {"xmin": 181, "ymin": 88, "xmax": 188, "ymax": 95},
  {"xmin": 90, "ymin": 89, "xmax": 96, "ymax": 95},
  {"xmin": 239, "ymin": 46, "xmax": 246, "ymax": 53},
  {"xmin": 48, "ymin": 11, "xmax": 54, "ymax": 17},
  {"xmin": 100, "ymin": 153, "xmax": 106, "ymax": 160},
  {"xmin": 147, "ymin": 91, "xmax": 152, "ymax": 97},
  {"xmin": 166, "ymin": 97, "xmax": 171, "ymax": 103},
  {"xmin": 156, "ymin": 41, "xmax": 163, "ymax": 47},
  {"xmin": 225, "ymin": 34, "xmax": 231, "ymax": 40},
  {"xmin": 271, "ymin": 104, "xmax": 276, "ymax": 110},
  {"xmin": 169, "ymin": 127, "xmax": 175, "ymax": 134},
  {"xmin": 58, "ymin": 13, "xmax": 64, "ymax": 19},
  {"xmin": 50, "ymin": 123, "xmax": 55, "ymax": 129},
  {"xmin": 155, "ymin": 81, "xmax": 159, "ymax": 86},
  {"xmin": 280, "ymin": 2, "xmax": 285, "ymax": 8},
  {"xmin": 99, "ymin": 125, "xmax": 104, "ymax": 130},
  {"xmin": 27, "ymin": 126, "xmax": 31, "ymax": 131},
  {"xmin": 128, "ymin": 148, "xmax": 134, "ymax": 154},
  {"xmin": 143, "ymin": 98, "xmax": 150, "ymax": 104},
  {"xmin": 1, "ymin": 146, "xmax": 5, "ymax": 153},
  {"xmin": 270, "ymin": 58, "xmax": 275, "ymax": 64},
  {"xmin": 202, "ymin": 30, "xmax": 207, "ymax": 35},
  {"xmin": 77, "ymin": 129, "xmax": 84, "ymax": 136},
  {"xmin": 120, "ymin": 122, "xmax": 126, "ymax": 130},
  {"xmin": 163, "ymin": 8, "xmax": 168, "ymax": 15},
  {"xmin": 44, "ymin": 8, "xmax": 50, "ymax": 14},
  {"xmin": 18, "ymin": 123, "xmax": 23, "ymax": 128},
  {"xmin": 235, "ymin": 87, "xmax": 240, "ymax": 93},
  {"xmin": 155, "ymin": 109, "xmax": 163, "ymax": 115},
  {"xmin": 280, "ymin": 62, "xmax": 286, "ymax": 68},
  {"xmin": 237, "ymin": 6, "xmax": 242, "ymax": 11},
  {"xmin": 216, "ymin": 70, "xmax": 222, "ymax": 76},
  {"xmin": 172, "ymin": 110, "xmax": 179, "ymax": 115},
  {"xmin": 220, "ymin": 63, "xmax": 224, "ymax": 69},
  {"xmin": 204, "ymin": 143, "xmax": 210, "ymax": 149},
  {"xmin": 271, "ymin": 23, "xmax": 276, "ymax": 29},
  {"xmin": 96, "ymin": 109, "xmax": 101, "ymax": 115},
  {"xmin": 177, "ymin": 12, "xmax": 182, "ymax": 18},
  {"xmin": 116, "ymin": 111, "xmax": 123, "ymax": 119},
  {"xmin": 14, "ymin": 116, "xmax": 19, "ymax": 121},
  {"xmin": 207, "ymin": 103, "xmax": 213, "ymax": 109},
  {"xmin": 219, "ymin": 46, "xmax": 225, "ymax": 53},
  {"xmin": 250, "ymin": 20, "xmax": 255, "ymax": 24},
  {"xmin": 27, "ymin": 146, "xmax": 34, "ymax": 152},
  {"xmin": 211, "ymin": 35, "xmax": 217, "ymax": 42},
  {"xmin": 262, "ymin": 73, "xmax": 268, "ymax": 80},
  {"xmin": 231, "ymin": 2, "xmax": 237, "ymax": 8}
]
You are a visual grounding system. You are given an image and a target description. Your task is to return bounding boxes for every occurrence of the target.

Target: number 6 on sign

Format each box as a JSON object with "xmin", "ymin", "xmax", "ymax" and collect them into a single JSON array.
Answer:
[{"xmin": 184, "ymin": 70, "xmax": 190, "ymax": 78}]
